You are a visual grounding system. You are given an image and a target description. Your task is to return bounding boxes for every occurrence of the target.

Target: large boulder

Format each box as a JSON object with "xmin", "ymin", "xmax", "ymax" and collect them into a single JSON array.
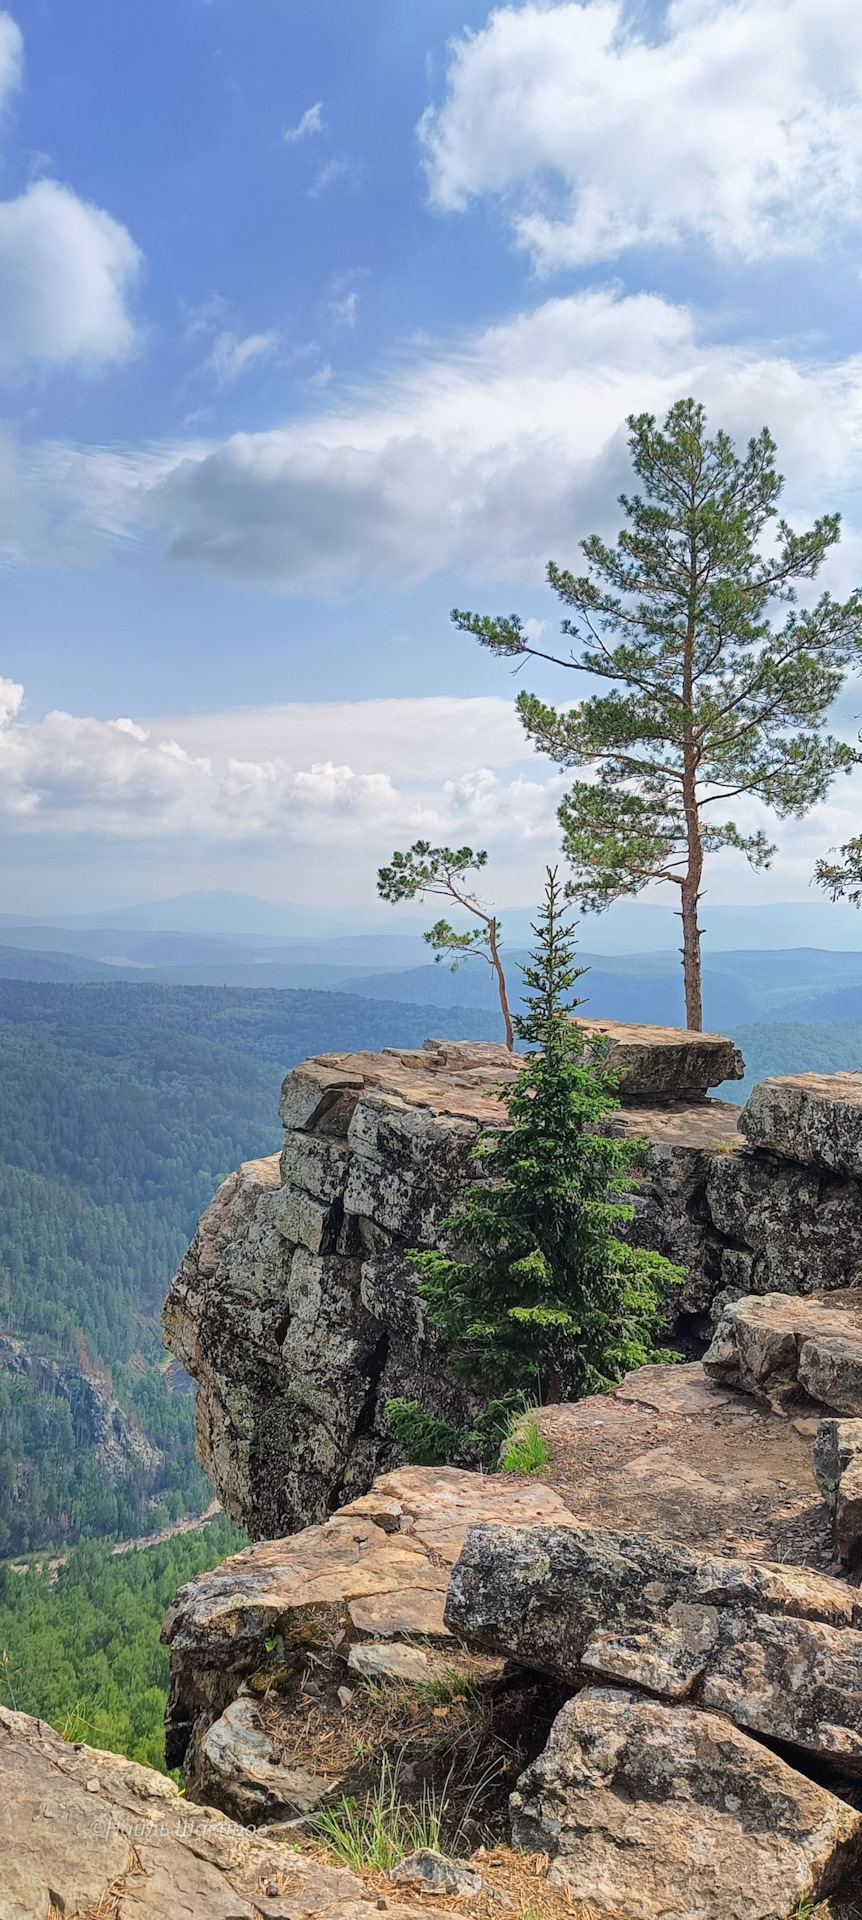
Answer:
[
  {"xmin": 703, "ymin": 1291, "xmax": 862, "ymax": 1415},
  {"xmin": 509, "ymin": 1687, "xmax": 862, "ymax": 1920},
  {"xmin": 444, "ymin": 1520, "xmax": 862, "ymax": 1773},
  {"xmin": 574, "ymin": 1017, "xmax": 744, "ymax": 1099},
  {"xmin": 0, "ymin": 1706, "xmax": 435, "ymax": 1920},
  {"xmin": 741, "ymin": 1071, "xmax": 862, "ymax": 1179}
]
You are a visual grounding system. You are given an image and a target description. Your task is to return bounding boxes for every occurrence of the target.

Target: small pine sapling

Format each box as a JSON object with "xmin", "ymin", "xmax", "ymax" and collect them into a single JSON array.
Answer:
[
  {"xmin": 387, "ymin": 869, "xmax": 683, "ymax": 1463},
  {"xmin": 377, "ymin": 840, "xmax": 515, "ymax": 1051}
]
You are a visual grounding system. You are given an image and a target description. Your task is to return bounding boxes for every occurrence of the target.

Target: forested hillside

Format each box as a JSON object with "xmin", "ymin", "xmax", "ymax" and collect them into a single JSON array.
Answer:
[
  {"xmin": 0, "ymin": 1515, "xmax": 246, "ymax": 1772},
  {"xmin": 0, "ymin": 980, "xmax": 498, "ymax": 1553}
]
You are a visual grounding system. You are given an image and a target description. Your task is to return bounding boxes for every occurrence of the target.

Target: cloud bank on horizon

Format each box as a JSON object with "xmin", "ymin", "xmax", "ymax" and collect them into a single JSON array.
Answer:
[{"xmin": 3, "ymin": 0, "xmax": 862, "ymax": 917}]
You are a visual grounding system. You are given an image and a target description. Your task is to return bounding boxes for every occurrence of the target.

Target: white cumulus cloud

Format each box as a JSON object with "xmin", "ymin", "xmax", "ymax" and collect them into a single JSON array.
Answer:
[
  {"xmin": 421, "ymin": 0, "xmax": 862, "ymax": 270},
  {"xmin": 0, "ymin": 689, "xmax": 566, "ymax": 850},
  {"xmin": 0, "ymin": 16, "xmax": 141, "ymax": 375},
  {"xmin": 0, "ymin": 180, "xmax": 142, "ymax": 374}
]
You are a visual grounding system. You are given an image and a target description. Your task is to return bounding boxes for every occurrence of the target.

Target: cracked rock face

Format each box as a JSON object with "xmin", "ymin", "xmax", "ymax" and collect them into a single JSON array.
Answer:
[
  {"xmin": 163, "ymin": 1042, "xmax": 515, "ymax": 1539},
  {"xmin": 444, "ymin": 1521, "xmax": 862, "ymax": 1775},
  {"xmin": 509, "ymin": 1687, "xmax": 862, "ymax": 1920},
  {"xmin": 164, "ymin": 1041, "xmax": 862, "ymax": 1537},
  {"xmin": 703, "ymin": 1291, "xmax": 862, "ymax": 1416}
]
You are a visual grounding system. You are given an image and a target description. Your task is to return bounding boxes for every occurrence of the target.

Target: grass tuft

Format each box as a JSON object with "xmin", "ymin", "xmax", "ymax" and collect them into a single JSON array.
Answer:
[{"xmin": 502, "ymin": 1411, "xmax": 551, "ymax": 1476}]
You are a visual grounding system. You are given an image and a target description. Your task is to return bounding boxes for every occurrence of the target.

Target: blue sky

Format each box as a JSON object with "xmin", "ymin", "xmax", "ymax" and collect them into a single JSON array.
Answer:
[{"xmin": 3, "ymin": 0, "xmax": 862, "ymax": 924}]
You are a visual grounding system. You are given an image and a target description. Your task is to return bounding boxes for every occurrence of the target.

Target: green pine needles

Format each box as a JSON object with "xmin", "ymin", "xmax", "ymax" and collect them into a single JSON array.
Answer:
[{"xmin": 387, "ymin": 870, "xmax": 683, "ymax": 1465}]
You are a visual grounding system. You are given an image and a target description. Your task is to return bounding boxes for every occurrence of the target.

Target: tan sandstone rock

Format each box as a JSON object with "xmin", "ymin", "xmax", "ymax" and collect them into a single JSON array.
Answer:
[
  {"xmin": 163, "ymin": 1465, "xmax": 574, "ymax": 1791},
  {"xmin": 0, "ymin": 1706, "xmax": 434, "ymax": 1920},
  {"xmin": 509, "ymin": 1687, "xmax": 862, "ymax": 1920},
  {"xmin": 573, "ymin": 1018, "xmax": 744, "ymax": 1099}
]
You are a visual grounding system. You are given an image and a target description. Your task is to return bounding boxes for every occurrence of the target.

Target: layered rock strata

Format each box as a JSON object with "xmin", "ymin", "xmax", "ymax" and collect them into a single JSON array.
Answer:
[
  {"xmin": 162, "ymin": 1464, "xmax": 573, "ymax": 1789},
  {"xmin": 164, "ymin": 1037, "xmax": 862, "ymax": 1538},
  {"xmin": 444, "ymin": 1519, "xmax": 862, "ymax": 1775},
  {"xmin": 703, "ymin": 1290, "xmax": 862, "ymax": 1415}
]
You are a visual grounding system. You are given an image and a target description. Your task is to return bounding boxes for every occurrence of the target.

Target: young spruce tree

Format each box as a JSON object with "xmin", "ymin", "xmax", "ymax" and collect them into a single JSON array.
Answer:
[{"xmin": 387, "ymin": 871, "xmax": 682, "ymax": 1465}]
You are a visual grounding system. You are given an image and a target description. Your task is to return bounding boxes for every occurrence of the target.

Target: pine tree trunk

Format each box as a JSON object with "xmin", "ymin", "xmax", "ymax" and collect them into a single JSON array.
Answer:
[
  {"xmin": 488, "ymin": 918, "xmax": 515, "ymax": 1051},
  {"xmin": 680, "ymin": 745, "xmax": 704, "ymax": 1030}
]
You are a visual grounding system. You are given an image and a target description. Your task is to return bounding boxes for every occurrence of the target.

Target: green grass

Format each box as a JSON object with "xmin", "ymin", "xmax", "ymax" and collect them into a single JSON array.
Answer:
[
  {"xmin": 501, "ymin": 1411, "xmax": 551, "ymax": 1476},
  {"xmin": 313, "ymin": 1753, "xmax": 448, "ymax": 1871}
]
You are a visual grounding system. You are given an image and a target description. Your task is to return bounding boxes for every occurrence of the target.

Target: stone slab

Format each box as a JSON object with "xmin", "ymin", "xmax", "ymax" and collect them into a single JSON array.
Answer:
[
  {"xmin": 573, "ymin": 1018, "xmax": 744, "ymax": 1098},
  {"xmin": 704, "ymin": 1291, "xmax": 862, "ymax": 1414},
  {"xmin": 0, "ymin": 1705, "xmax": 433, "ymax": 1920},
  {"xmin": 444, "ymin": 1520, "xmax": 862, "ymax": 1771},
  {"xmin": 163, "ymin": 1465, "xmax": 575, "ymax": 1778},
  {"xmin": 509, "ymin": 1688, "xmax": 862, "ymax": 1920}
]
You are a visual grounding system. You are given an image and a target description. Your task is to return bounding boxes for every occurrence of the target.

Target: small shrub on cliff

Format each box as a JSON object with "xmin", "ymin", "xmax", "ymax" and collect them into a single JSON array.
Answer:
[{"xmin": 387, "ymin": 870, "xmax": 682, "ymax": 1462}]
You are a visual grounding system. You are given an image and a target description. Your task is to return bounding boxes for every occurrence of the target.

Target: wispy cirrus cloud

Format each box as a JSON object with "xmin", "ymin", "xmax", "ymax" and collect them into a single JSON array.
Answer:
[
  {"xmin": 34, "ymin": 285, "xmax": 862, "ymax": 595},
  {"xmin": 283, "ymin": 101, "xmax": 325, "ymax": 144}
]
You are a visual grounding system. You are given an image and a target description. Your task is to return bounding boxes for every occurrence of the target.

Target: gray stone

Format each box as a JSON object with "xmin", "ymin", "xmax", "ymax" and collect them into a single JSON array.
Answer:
[
  {"xmin": 703, "ymin": 1291, "xmax": 862, "ymax": 1413},
  {"xmin": 387, "ymin": 1851, "xmax": 488, "ymax": 1897},
  {"xmin": 509, "ymin": 1687, "xmax": 862, "ymax": 1920},
  {"xmin": 740, "ymin": 1070, "xmax": 862, "ymax": 1178},
  {"xmin": 198, "ymin": 1696, "xmax": 326, "ymax": 1823},
  {"xmin": 815, "ymin": 1417, "xmax": 862, "ymax": 1566},
  {"xmin": 705, "ymin": 1149, "xmax": 862, "ymax": 1298},
  {"xmin": 444, "ymin": 1520, "xmax": 862, "ymax": 1771}
]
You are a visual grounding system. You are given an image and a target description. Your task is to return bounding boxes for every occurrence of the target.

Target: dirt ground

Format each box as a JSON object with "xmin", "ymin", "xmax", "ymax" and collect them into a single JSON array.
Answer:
[{"xmin": 539, "ymin": 1360, "xmax": 843, "ymax": 1573}]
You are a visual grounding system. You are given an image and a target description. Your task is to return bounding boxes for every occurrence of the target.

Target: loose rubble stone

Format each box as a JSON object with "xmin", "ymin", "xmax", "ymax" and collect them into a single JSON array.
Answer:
[
  {"xmin": 509, "ymin": 1687, "xmax": 862, "ymax": 1920},
  {"xmin": 703, "ymin": 1291, "xmax": 862, "ymax": 1413},
  {"xmin": 346, "ymin": 1641, "xmax": 445, "ymax": 1683},
  {"xmin": 387, "ymin": 1851, "xmax": 492, "ymax": 1898},
  {"xmin": 444, "ymin": 1520, "xmax": 862, "ymax": 1771},
  {"xmin": 0, "ymin": 1706, "xmax": 433, "ymax": 1920},
  {"xmin": 741, "ymin": 1070, "xmax": 862, "ymax": 1178},
  {"xmin": 197, "ymin": 1695, "xmax": 327, "ymax": 1824},
  {"xmin": 815, "ymin": 1417, "xmax": 862, "ymax": 1566},
  {"xmin": 162, "ymin": 1465, "xmax": 574, "ymax": 1783}
]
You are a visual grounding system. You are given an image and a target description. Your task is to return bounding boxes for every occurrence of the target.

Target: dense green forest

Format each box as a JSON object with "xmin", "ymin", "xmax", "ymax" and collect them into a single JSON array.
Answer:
[
  {"xmin": 727, "ymin": 1020, "xmax": 862, "ymax": 1102},
  {"xmin": 0, "ymin": 1515, "xmax": 246, "ymax": 1770},
  {"xmin": 0, "ymin": 979, "xmax": 497, "ymax": 1552}
]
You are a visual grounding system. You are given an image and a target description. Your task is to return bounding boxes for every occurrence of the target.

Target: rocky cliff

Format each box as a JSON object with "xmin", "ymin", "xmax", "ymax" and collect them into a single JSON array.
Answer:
[{"xmin": 163, "ymin": 1030, "xmax": 862, "ymax": 1539}]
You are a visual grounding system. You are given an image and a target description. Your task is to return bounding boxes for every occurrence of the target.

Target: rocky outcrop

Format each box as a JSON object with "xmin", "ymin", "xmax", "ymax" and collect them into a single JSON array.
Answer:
[
  {"xmin": 163, "ymin": 1034, "xmax": 862, "ymax": 1537},
  {"xmin": 444, "ymin": 1519, "xmax": 862, "ymax": 1774},
  {"xmin": 741, "ymin": 1070, "xmax": 862, "ymax": 1176},
  {"xmin": 162, "ymin": 1463, "xmax": 573, "ymax": 1790},
  {"xmin": 509, "ymin": 1688, "xmax": 862, "ymax": 1920},
  {"xmin": 703, "ymin": 1290, "xmax": 862, "ymax": 1414}
]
